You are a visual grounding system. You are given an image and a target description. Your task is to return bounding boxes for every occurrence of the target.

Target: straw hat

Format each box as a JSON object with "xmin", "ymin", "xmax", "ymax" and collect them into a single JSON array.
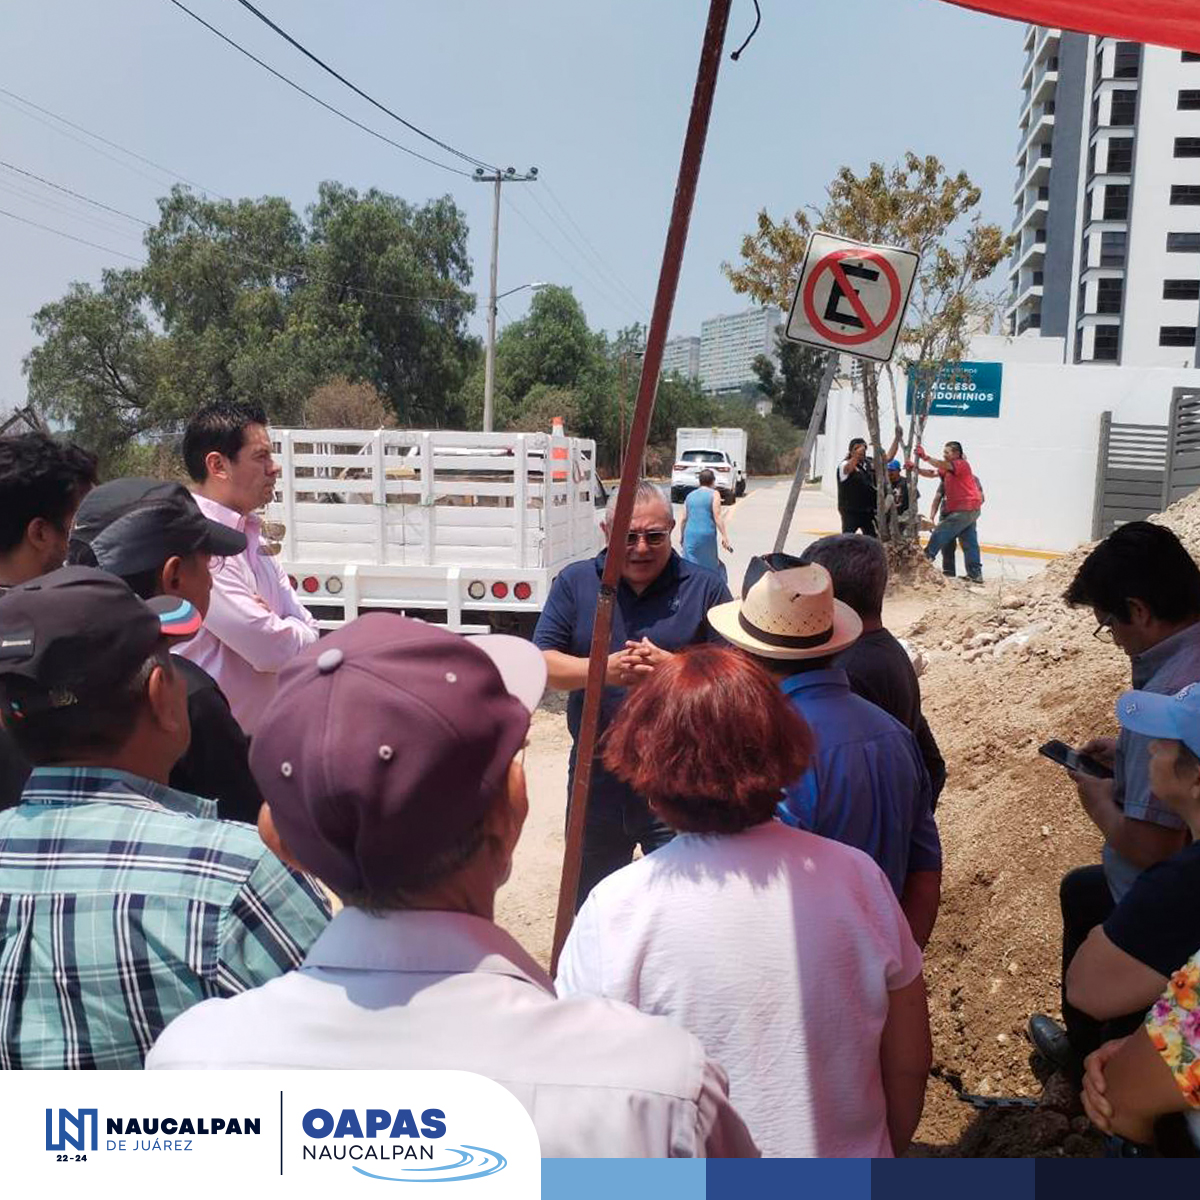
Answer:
[{"xmin": 708, "ymin": 556, "xmax": 862, "ymax": 660}]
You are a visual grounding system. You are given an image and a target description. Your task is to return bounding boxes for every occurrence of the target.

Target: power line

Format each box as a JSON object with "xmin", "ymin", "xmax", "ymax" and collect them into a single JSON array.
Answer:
[
  {"xmin": 526, "ymin": 184, "xmax": 650, "ymax": 320},
  {"xmin": 0, "ymin": 176, "xmax": 146, "ymax": 241},
  {"xmin": 0, "ymin": 86, "xmax": 225, "ymax": 199},
  {"xmin": 0, "ymin": 206, "xmax": 144, "ymax": 262},
  {"xmin": 503, "ymin": 194, "xmax": 645, "ymax": 324},
  {"xmin": 0, "ymin": 159, "xmax": 472, "ymax": 306},
  {"xmin": 0, "ymin": 93, "xmax": 202, "ymax": 196},
  {"xmin": 232, "ymin": 0, "xmax": 497, "ymax": 172},
  {"xmin": 0, "ymin": 160, "xmax": 153, "ymax": 227},
  {"xmin": 540, "ymin": 180, "xmax": 651, "ymax": 318},
  {"xmin": 166, "ymin": 0, "xmax": 476, "ymax": 178}
]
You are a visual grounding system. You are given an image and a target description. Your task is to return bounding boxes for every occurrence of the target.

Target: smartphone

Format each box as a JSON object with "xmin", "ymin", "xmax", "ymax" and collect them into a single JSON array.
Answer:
[{"xmin": 1038, "ymin": 739, "xmax": 1114, "ymax": 779}]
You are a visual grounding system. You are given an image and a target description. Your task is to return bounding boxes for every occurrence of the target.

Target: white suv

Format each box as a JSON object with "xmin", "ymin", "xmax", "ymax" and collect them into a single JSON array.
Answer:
[{"xmin": 670, "ymin": 448, "xmax": 739, "ymax": 505}]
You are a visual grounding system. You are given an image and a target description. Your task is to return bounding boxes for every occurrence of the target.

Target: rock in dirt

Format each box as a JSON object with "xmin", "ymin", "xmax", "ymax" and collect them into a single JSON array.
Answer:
[{"xmin": 910, "ymin": 487, "xmax": 1200, "ymax": 1153}]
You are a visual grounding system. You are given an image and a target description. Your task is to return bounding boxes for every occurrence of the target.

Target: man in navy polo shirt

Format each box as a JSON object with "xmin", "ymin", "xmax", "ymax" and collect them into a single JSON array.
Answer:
[{"xmin": 534, "ymin": 481, "xmax": 731, "ymax": 908}]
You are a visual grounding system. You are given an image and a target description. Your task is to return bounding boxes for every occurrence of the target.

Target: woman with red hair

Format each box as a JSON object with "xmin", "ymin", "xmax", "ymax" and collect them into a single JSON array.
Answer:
[{"xmin": 556, "ymin": 645, "xmax": 931, "ymax": 1159}]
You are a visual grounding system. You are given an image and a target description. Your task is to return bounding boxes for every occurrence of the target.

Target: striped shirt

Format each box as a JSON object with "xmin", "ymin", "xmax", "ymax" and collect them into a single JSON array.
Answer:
[{"xmin": 0, "ymin": 767, "xmax": 331, "ymax": 1069}]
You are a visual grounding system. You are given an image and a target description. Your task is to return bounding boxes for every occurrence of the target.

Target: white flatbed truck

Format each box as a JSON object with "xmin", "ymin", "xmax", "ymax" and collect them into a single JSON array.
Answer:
[{"xmin": 265, "ymin": 427, "xmax": 604, "ymax": 636}]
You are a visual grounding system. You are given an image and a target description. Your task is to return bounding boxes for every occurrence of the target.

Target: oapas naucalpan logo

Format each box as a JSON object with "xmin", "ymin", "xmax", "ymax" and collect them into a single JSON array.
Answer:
[{"xmin": 299, "ymin": 1106, "xmax": 507, "ymax": 1182}]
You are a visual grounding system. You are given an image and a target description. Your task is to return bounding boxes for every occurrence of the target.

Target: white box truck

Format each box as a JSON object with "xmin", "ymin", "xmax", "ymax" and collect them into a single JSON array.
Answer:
[
  {"xmin": 670, "ymin": 427, "xmax": 748, "ymax": 504},
  {"xmin": 264, "ymin": 426, "xmax": 604, "ymax": 636}
]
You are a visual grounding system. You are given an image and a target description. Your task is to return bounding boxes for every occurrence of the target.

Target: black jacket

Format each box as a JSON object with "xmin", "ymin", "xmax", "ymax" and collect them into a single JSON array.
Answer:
[{"xmin": 0, "ymin": 657, "xmax": 262, "ymax": 824}]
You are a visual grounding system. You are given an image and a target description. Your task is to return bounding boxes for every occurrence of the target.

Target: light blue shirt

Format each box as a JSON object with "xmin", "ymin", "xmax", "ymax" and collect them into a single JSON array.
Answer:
[
  {"xmin": 777, "ymin": 668, "xmax": 941, "ymax": 896},
  {"xmin": 1105, "ymin": 623, "xmax": 1200, "ymax": 900}
]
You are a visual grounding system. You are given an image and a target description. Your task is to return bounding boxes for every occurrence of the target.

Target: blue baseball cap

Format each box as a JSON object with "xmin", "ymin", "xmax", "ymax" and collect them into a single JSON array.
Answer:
[
  {"xmin": 887, "ymin": 459, "xmax": 901, "ymax": 471},
  {"xmin": 1115, "ymin": 684, "xmax": 1200, "ymax": 756}
]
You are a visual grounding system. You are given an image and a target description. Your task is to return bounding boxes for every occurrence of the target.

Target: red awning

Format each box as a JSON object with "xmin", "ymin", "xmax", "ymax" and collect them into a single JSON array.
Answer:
[{"xmin": 942, "ymin": 2, "xmax": 1200, "ymax": 53}]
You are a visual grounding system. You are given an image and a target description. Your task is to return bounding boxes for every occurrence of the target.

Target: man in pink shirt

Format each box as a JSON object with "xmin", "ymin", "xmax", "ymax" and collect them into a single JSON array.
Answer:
[
  {"xmin": 177, "ymin": 402, "xmax": 318, "ymax": 734},
  {"xmin": 914, "ymin": 440, "xmax": 984, "ymax": 585}
]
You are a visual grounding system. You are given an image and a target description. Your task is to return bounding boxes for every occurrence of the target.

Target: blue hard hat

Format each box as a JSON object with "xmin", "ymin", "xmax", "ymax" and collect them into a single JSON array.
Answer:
[{"xmin": 887, "ymin": 459, "xmax": 901, "ymax": 472}]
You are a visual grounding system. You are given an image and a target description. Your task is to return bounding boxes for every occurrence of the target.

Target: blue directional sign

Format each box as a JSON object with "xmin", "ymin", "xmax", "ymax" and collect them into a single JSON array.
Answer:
[{"xmin": 905, "ymin": 361, "xmax": 1003, "ymax": 419}]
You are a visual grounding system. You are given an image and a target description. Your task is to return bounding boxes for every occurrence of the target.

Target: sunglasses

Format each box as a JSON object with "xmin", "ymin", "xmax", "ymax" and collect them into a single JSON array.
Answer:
[{"xmin": 625, "ymin": 529, "xmax": 671, "ymax": 548}]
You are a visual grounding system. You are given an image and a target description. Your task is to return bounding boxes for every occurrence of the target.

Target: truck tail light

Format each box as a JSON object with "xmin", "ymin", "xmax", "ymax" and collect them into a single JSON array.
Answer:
[
  {"xmin": 491, "ymin": 582, "xmax": 509, "ymax": 599},
  {"xmin": 514, "ymin": 582, "xmax": 532, "ymax": 601},
  {"xmin": 324, "ymin": 576, "xmax": 343, "ymax": 595},
  {"xmin": 302, "ymin": 576, "xmax": 319, "ymax": 594},
  {"xmin": 467, "ymin": 580, "xmax": 486, "ymax": 600},
  {"xmin": 673, "ymin": 463, "xmax": 689, "ymax": 471}
]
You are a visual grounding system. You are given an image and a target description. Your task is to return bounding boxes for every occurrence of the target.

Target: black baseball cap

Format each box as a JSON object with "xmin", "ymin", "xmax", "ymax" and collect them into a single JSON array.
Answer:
[
  {"xmin": 0, "ymin": 566, "xmax": 201, "ymax": 717},
  {"xmin": 69, "ymin": 478, "xmax": 246, "ymax": 578}
]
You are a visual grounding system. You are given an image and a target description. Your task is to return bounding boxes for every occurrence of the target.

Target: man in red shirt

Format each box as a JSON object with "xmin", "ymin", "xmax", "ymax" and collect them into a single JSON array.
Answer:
[{"xmin": 914, "ymin": 441, "xmax": 983, "ymax": 584}]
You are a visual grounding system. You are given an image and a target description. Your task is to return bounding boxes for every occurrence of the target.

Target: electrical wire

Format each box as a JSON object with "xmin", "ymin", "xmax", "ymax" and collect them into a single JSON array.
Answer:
[
  {"xmin": 730, "ymin": 0, "xmax": 762, "ymax": 61},
  {"xmin": 166, "ymin": 0, "xmax": 476, "ymax": 178},
  {"xmin": 0, "ymin": 157, "xmax": 472, "ymax": 306},
  {"xmin": 0, "ymin": 91, "xmax": 213, "ymax": 197},
  {"xmin": 523, "ymin": 186, "xmax": 648, "ymax": 319},
  {"xmin": 0, "ymin": 205, "xmax": 145, "ymax": 262},
  {"xmin": 506, "ymin": 195, "xmax": 642, "ymax": 323},
  {"xmin": 502, "ymin": 193, "xmax": 645, "ymax": 324},
  {"xmin": 0, "ymin": 86, "xmax": 225, "ymax": 198},
  {"xmin": 0, "ymin": 159, "xmax": 153, "ymax": 227},
  {"xmin": 231, "ymin": 0, "xmax": 498, "ymax": 172},
  {"xmin": 535, "ymin": 182, "xmax": 650, "ymax": 318},
  {"xmin": 0, "ymin": 176, "xmax": 146, "ymax": 241}
]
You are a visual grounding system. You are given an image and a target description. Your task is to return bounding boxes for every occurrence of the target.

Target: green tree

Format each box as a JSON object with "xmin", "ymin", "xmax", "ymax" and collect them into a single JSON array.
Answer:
[
  {"xmin": 495, "ymin": 286, "xmax": 598, "ymax": 401},
  {"xmin": 460, "ymin": 286, "xmax": 616, "ymax": 451},
  {"xmin": 25, "ymin": 183, "xmax": 477, "ymax": 464},
  {"xmin": 24, "ymin": 269, "xmax": 180, "ymax": 469},
  {"xmin": 725, "ymin": 152, "xmax": 1012, "ymax": 554},
  {"xmin": 306, "ymin": 183, "xmax": 476, "ymax": 424},
  {"xmin": 750, "ymin": 334, "xmax": 828, "ymax": 429}
]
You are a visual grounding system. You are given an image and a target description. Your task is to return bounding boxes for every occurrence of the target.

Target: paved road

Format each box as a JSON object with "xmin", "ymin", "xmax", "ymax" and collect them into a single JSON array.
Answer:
[{"xmin": 673, "ymin": 478, "xmax": 1048, "ymax": 589}]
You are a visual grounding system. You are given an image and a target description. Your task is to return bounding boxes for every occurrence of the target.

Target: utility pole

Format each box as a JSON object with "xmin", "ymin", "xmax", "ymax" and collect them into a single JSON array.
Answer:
[
  {"xmin": 473, "ymin": 166, "xmax": 538, "ymax": 432},
  {"xmin": 773, "ymin": 351, "xmax": 839, "ymax": 553},
  {"xmin": 616, "ymin": 331, "xmax": 644, "ymax": 477}
]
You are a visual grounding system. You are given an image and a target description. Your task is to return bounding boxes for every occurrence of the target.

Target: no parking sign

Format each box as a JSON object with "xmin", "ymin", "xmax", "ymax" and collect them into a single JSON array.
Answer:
[{"xmin": 784, "ymin": 231, "xmax": 919, "ymax": 363}]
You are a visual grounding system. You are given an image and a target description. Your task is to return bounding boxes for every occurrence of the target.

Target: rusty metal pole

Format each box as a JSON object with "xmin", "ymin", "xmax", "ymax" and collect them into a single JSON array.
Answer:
[{"xmin": 550, "ymin": 0, "xmax": 734, "ymax": 971}]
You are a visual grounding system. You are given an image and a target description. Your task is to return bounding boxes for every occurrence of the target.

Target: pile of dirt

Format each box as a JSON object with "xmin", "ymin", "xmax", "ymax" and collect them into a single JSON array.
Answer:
[{"xmin": 905, "ymin": 490, "xmax": 1200, "ymax": 1155}]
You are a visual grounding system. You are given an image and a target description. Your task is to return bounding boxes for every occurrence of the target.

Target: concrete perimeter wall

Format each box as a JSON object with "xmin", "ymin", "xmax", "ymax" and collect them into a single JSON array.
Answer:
[{"xmin": 820, "ymin": 335, "xmax": 1200, "ymax": 553}]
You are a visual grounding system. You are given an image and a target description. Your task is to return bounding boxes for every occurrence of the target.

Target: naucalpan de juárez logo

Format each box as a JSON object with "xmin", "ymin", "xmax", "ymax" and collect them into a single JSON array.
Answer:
[
  {"xmin": 46, "ymin": 1104, "xmax": 509, "ymax": 1181},
  {"xmin": 46, "ymin": 1106, "xmax": 261, "ymax": 1156}
]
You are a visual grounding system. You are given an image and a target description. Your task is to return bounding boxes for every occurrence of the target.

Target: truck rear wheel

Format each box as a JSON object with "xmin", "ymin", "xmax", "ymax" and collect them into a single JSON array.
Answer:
[
  {"xmin": 486, "ymin": 611, "xmax": 540, "ymax": 640},
  {"xmin": 721, "ymin": 489, "xmax": 735, "ymax": 506},
  {"xmin": 736, "ymin": 478, "xmax": 746, "ymax": 497}
]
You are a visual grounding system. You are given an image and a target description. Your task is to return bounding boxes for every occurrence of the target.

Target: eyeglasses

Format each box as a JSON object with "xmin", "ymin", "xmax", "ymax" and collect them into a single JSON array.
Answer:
[
  {"xmin": 1094, "ymin": 614, "xmax": 1116, "ymax": 644},
  {"xmin": 625, "ymin": 529, "xmax": 671, "ymax": 548}
]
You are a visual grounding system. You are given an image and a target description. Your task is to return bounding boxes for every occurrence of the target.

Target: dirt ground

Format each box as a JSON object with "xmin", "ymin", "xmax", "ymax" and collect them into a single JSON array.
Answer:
[{"xmin": 494, "ymin": 492, "xmax": 1200, "ymax": 1156}]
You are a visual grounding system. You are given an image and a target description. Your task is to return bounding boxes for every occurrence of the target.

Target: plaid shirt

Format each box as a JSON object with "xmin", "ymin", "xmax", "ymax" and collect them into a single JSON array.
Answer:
[{"xmin": 0, "ymin": 767, "xmax": 331, "ymax": 1069}]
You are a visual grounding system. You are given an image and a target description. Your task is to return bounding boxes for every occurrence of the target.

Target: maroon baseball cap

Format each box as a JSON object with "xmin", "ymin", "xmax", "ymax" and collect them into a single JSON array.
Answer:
[{"xmin": 250, "ymin": 612, "xmax": 547, "ymax": 896}]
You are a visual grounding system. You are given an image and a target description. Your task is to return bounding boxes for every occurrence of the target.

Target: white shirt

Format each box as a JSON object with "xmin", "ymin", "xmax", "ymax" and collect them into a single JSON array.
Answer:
[
  {"xmin": 556, "ymin": 820, "xmax": 924, "ymax": 1159},
  {"xmin": 146, "ymin": 908, "xmax": 757, "ymax": 1160},
  {"xmin": 177, "ymin": 494, "xmax": 318, "ymax": 734}
]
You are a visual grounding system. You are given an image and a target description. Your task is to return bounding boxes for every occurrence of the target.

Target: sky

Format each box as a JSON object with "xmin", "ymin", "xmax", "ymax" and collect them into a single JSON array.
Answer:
[{"xmin": 0, "ymin": 0, "xmax": 1026, "ymax": 415}]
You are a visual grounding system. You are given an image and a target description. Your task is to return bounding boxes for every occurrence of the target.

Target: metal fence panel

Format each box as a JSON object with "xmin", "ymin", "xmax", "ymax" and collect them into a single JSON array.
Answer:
[
  {"xmin": 1163, "ymin": 387, "xmax": 1200, "ymax": 510},
  {"xmin": 1092, "ymin": 411, "xmax": 1169, "ymax": 539}
]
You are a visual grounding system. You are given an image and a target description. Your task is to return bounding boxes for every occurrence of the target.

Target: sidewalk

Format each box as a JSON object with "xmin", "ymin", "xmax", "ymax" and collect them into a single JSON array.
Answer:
[{"xmin": 709, "ymin": 481, "xmax": 1052, "ymax": 586}]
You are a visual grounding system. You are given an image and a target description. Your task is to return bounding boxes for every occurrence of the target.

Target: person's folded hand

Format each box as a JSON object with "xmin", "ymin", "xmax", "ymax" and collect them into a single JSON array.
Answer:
[{"xmin": 1081, "ymin": 1038, "xmax": 1125, "ymax": 1132}]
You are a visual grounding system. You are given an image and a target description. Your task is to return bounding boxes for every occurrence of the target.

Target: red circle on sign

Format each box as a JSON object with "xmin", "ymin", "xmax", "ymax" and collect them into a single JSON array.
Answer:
[{"xmin": 801, "ymin": 248, "xmax": 903, "ymax": 347}]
